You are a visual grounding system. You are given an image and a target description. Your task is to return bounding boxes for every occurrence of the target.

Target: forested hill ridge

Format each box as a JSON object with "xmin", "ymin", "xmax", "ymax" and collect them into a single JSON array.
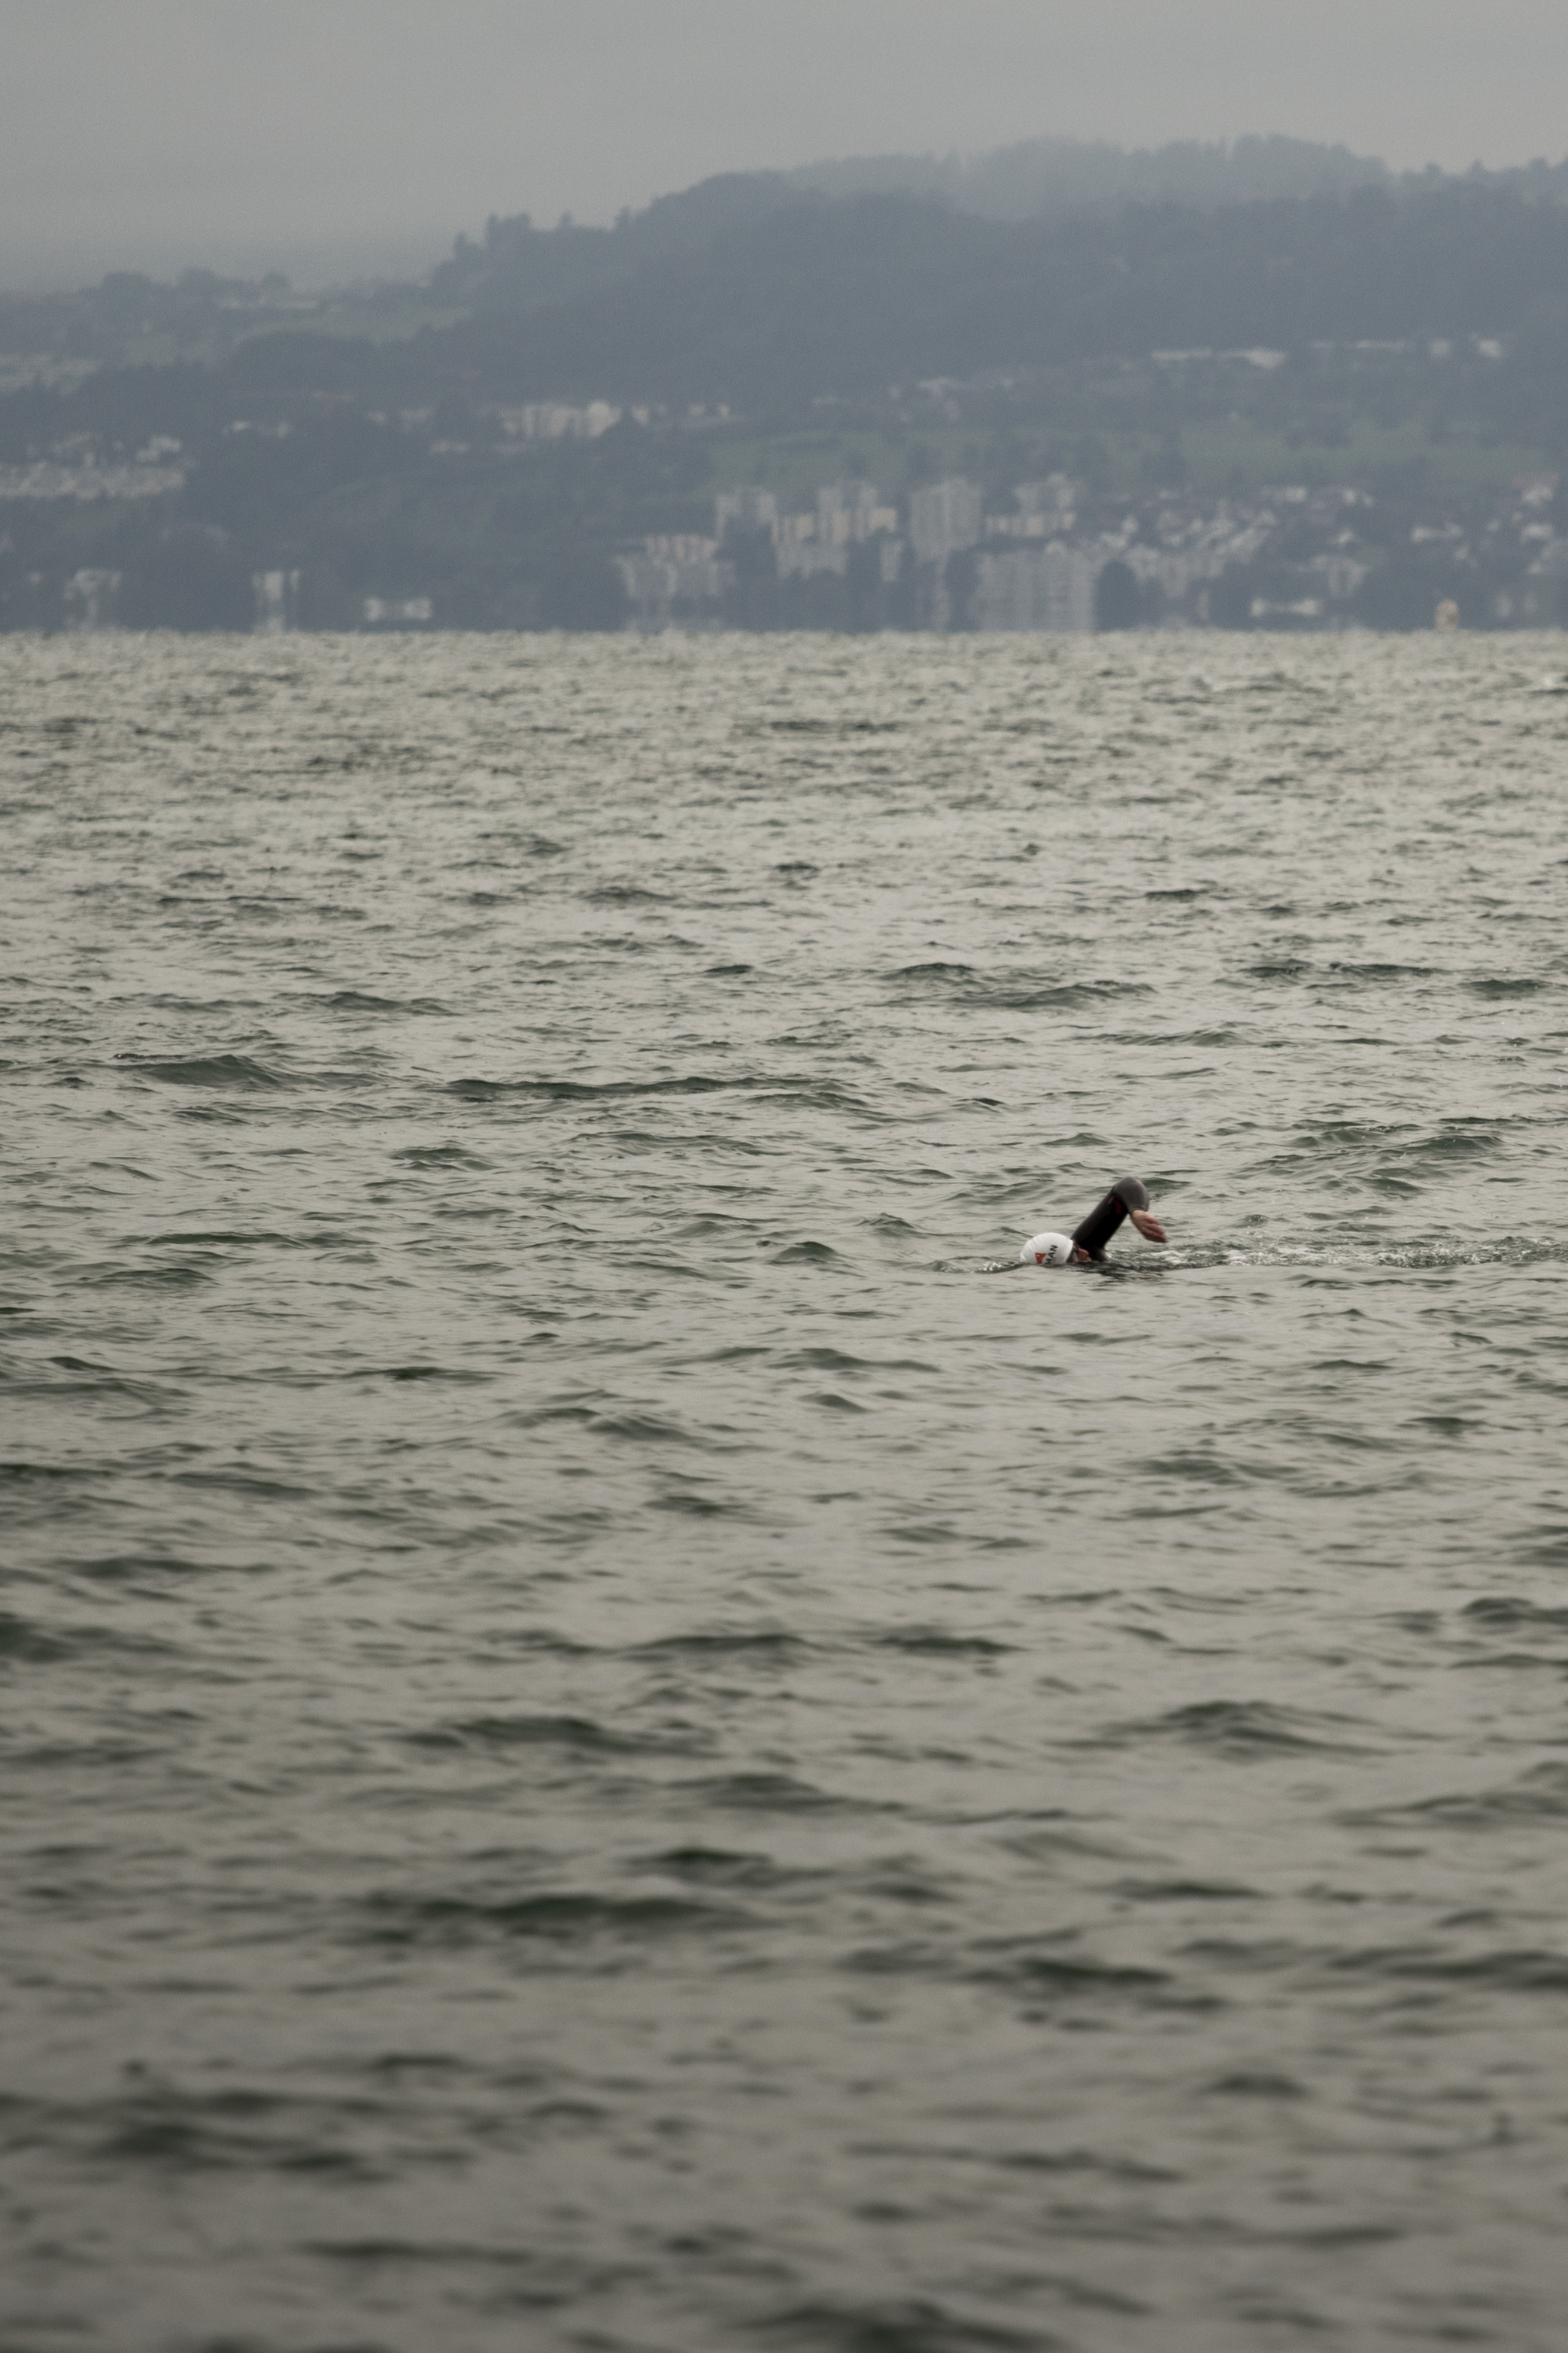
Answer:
[
  {"xmin": 10, "ymin": 177, "xmax": 1566, "ymax": 411},
  {"xmin": 415, "ymin": 181, "xmax": 1568, "ymax": 411},
  {"xmin": 784, "ymin": 132, "xmax": 1400, "ymax": 214},
  {"xmin": 423, "ymin": 133, "xmax": 1412, "ymax": 315},
  {"xmin": 5, "ymin": 140, "xmax": 1568, "ymax": 637},
  {"xmin": 6, "ymin": 134, "xmax": 1568, "ymax": 372}
]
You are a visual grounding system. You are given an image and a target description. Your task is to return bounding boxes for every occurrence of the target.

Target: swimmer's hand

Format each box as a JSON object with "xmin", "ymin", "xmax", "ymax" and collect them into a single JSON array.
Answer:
[{"xmin": 1130, "ymin": 1209, "xmax": 1168, "ymax": 1243}]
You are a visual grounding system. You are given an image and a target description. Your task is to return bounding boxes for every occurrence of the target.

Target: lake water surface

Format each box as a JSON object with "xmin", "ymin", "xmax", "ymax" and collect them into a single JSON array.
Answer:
[{"xmin": 3, "ymin": 628, "xmax": 1567, "ymax": 2351}]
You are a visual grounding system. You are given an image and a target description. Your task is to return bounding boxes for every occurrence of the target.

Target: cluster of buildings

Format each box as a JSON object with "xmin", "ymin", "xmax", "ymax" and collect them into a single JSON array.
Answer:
[
  {"xmin": 15, "ymin": 405, "xmax": 1564, "ymax": 633},
  {"xmin": 617, "ymin": 473, "xmax": 1163, "ymax": 630},
  {"xmin": 0, "ymin": 355, "xmax": 98, "ymax": 396},
  {"xmin": 614, "ymin": 469, "xmax": 1568, "ymax": 633},
  {"xmin": 0, "ymin": 439, "xmax": 186, "ymax": 501},
  {"xmin": 57, "ymin": 571, "xmax": 444, "ymax": 634},
  {"xmin": 492, "ymin": 401, "xmax": 642, "ymax": 442}
]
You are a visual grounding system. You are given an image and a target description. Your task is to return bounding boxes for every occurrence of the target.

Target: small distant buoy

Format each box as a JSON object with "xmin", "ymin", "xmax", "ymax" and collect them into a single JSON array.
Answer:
[{"xmin": 1434, "ymin": 600, "xmax": 1460, "ymax": 633}]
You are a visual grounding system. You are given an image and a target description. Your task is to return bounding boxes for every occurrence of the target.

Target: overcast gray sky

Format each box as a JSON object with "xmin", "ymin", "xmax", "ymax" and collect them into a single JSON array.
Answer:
[{"xmin": 4, "ymin": 0, "xmax": 1566, "ymax": 289}]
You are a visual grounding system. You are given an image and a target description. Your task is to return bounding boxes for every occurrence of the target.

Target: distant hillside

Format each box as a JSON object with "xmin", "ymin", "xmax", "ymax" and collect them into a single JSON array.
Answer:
[
  {"xmin": 9, "ymin": 132, "xmax": 1568, "ymax": 642},
  {"xmin": 786, "ymin": 133, "xmax": 1397, "ymax": 215},
  {"xmin": 398, "ymin": 182, "xmax": 1568, "ymax": 414},
  {"xmin": 783, "ymin": 133, "xmax": 1568, "ymax": 218},
  {"xmin": 414, "ymin": 139, "xmax": 1416, "ymax": 321},
  {"xmin": 424, "ymin": 136, "xmax": 1568, "ymax": 324},
  {"xmin": 7, "ymin": 136, "xmax": 1568, "ymax": 382}
]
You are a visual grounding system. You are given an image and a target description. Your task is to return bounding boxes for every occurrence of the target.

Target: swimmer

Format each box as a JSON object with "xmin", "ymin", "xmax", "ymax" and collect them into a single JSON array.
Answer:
[{"xmin": 1014, "ymin": 1175, "xmax": 1168, "ymax": 1268}]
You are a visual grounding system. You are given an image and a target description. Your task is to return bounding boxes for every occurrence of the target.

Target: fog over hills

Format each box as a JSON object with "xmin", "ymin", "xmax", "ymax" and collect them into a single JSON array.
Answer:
[
  {"xmin": 413, "ymin": 181, "xmax": 1568, "ymax": 411},
  {"xmin": 432, "ymin": 135, "xmax": 1568, "ymax": 317},
  {"xmin": 785, "ymin": 133, "xmax": 1398, "ymax": 214},
  {"xmin": 9, "ymin": 134, "xmax": 1568, "ymax": 315}
]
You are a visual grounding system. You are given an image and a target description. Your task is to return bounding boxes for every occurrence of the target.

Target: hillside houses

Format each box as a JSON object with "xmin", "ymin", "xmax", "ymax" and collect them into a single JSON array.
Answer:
[{"xmin": 5, "ymin": 377, "xmax": 1562, "ymax": 636}]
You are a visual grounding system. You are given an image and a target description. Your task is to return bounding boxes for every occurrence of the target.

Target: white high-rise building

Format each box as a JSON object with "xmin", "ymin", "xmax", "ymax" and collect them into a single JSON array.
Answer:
[
  {"xmin": 617, "ymin": 537, "xmax": 730, "ymax": 629},
  {"xmin": 714, "ymin": 487, "xmax": 779, "ymax": 538},
  {"xmin": 975, "ymin": 543, "xmax": 1100, "ymax": 633},
  {"xmin": 253, "ymin": 569, "xmax": 302, "ymax": 634},
  {"xmin": 910, "ymin": 478, "xmax": 983, "ymax": 566},
  {"xmin": 816, "ymin": 481, "xmax": 896, "ymax": 543},
  {"xmin": 1013, "ymin": 475, "xmax": 1081, "ymax": 524}
]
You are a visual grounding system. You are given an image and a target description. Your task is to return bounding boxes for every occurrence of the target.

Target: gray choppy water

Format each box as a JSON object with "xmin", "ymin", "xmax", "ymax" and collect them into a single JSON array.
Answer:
[{"xmin": 3, "ymin": 629, "xmax": 1568, "ymax": 2352}]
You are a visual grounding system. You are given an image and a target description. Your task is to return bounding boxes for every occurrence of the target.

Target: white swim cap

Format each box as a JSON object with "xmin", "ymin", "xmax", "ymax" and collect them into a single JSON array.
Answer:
[{"xmin": 1021, "ymin": 1231, "xmax": 1074, "ymax": 1266}]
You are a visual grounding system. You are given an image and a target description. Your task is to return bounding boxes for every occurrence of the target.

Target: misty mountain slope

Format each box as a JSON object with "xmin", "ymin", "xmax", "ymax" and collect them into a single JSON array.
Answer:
[
  {"xmin": 9, "ymin": 137, "xmax": 1568, "ymax": 388},
  {"xmin": 421, "ymin": 137, "xmax": 1397, "ymax": 317},
  {"xmin": 786, "ymin": 132, "xmax": 1397, "ymax": 216},
  {"xmin": 426, "ymin": 175, "xmax": 822, "ymax": 316},
  {"xmin": 427, "ymin": 134, "xmax": 1568, "ymax": 323},
  {"xmin": 372, "ymin": 184, "xmax": 1568, "ymax": 408},
  {"xmin": 419, "ymin": 135, "xmax": 1568, "ymax": 335}
]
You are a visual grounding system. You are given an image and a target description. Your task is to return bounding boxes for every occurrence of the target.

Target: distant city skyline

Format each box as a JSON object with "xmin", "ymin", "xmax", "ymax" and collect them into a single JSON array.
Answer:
[{"xmin": 3, "ymin": 0, "xmax": 1566, "ymax": 290}]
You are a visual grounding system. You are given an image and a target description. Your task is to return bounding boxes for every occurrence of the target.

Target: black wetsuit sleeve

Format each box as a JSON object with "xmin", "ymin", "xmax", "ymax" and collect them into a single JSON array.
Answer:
[{"xmin": 1071, "ymin": 1176, "xmax": 1150, "ymax": 1262}]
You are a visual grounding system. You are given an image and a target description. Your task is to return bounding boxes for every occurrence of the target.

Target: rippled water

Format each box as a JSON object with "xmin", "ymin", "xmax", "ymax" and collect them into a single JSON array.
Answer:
[{"xmin": 4, "ymin": 629, "xmax": 1568, "ymax": 2352}]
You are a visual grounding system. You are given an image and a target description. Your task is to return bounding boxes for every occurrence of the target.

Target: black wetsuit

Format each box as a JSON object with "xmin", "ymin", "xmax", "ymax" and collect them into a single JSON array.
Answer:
[{"xmin": 1071, "ymin": 1176, "xmax": 1151, "ymax": 1262}]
